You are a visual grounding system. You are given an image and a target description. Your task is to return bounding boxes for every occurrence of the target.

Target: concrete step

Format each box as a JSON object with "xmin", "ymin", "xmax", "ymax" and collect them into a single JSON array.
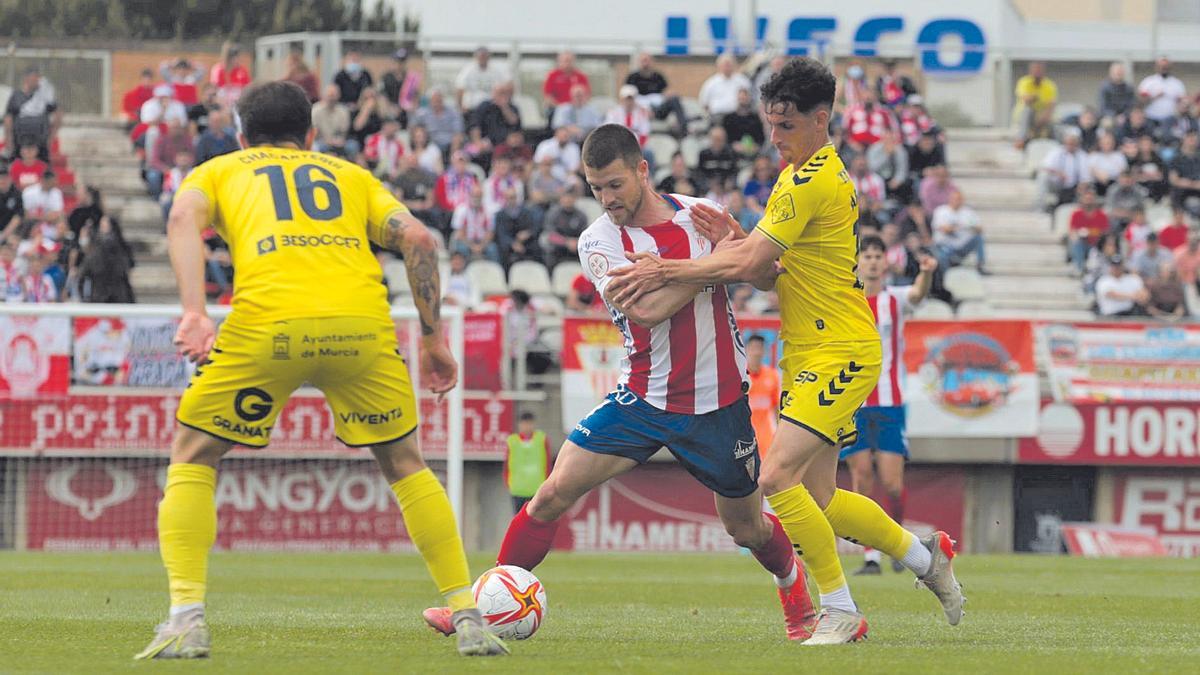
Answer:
[
  {"xmin": 67, "ymin": 154, "xmax": 142, "ymax": 172},
  {"xmin": 946, "ymin": 141, "xmax": 1025, "ymax": 172},
  {"xmin": 73, "ymin": 167, "xmax": 146, "ymax": 193},
  {"xmin": 129, "ymin": 264, "xmax": 177, "ymax": 291},
  {"xmin": 985, "ymin": 275, "xmax": 1085, "ymax": 301},
  {"xmin": 986, "ymin": 307, "xmax": 1097, "ymax": 321},
  {"xmin": 984, "ymin": 229, "xmax": 1060, "ymax": 245},
  {"xmin": 991, "ymin": 295, "xmax": 1091, "ymax": 311},
  {"xmin": 986, "ymin": 243, "xmax": 1070, "ymax": 266},
  {"xmin": 64, "ymin": 114, "xmax": 127, "ymax": 130},
  {"xmin": 945, "ymin": 127, "xmax": 1010, "ymax": 142},
  {"xmin": 954, "ymin": 176, "xmax": 1037, "ymax": 203}
]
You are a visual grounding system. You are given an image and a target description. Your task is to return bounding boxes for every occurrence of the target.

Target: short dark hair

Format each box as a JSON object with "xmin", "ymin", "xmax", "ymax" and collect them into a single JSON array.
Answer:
[
  {"xmin": 759, "ymin": 57, "xmax": 836, "ymax": 115},
  {"xmin": 746, "ymin": 334, "xmax": 766, "ymax": 346},
  {"xmin": 237, "ymin": 81, "xmax": 313, "ymax": 147},
  {"xmin": 582, "ymin": 124, "xmax": 643, "ymax": 170},
  {"xmin": 520, "ymin": 412, "xmax": 536, "ymax": 422},
  {"xmin": 859, "ymin": 234, "xmax": 886, "ymax": 254}
]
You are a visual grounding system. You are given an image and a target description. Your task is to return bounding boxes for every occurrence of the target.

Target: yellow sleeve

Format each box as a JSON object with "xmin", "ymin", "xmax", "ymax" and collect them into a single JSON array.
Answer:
[
  {"xmin": 364, "ymin": 174, "xmax": 410, "ymax": 246},
  {"xmin": 754, "ymin": 179, "xmax": 824, "ymax": 250},
  {"xmin": 177, "ymin": 160, "xmax": 217, "ymax": 206},
  {"xmin": 1014, "ymin": 76, "xmax": 1032, "ymax": 98},
  {"xmin": 1044, "ymin": 79, "xmax": 1058, "ymax": 102}
]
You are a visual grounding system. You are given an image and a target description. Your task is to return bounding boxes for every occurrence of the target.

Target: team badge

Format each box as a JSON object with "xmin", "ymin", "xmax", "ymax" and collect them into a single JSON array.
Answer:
[
  {"xmin": 770, "ymin": 194, "xmax": 795, "ymax": 224},
  {"xmin": 587, "ymin": 252, "xmax": 609, "ymax": 277},
  {"xmin": 257, "ymin": 235, "xmax": 277, "ymax": 255}
]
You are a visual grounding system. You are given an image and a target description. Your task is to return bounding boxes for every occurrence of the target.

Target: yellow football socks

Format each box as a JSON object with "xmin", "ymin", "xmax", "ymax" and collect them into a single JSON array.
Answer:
[
  {"xmin": 822, "ymin": 488, "xmax": 916, "ymax": 559},
  {"xmin": 765, "ymin": 482, "xmax": 847, "ymax": 595},
  {"xmin": 158, "ymin": 463, "xmax": 218, "ymax": 609},
  {"xmin": 390, "ymin": 468, "xmax": 475, "ymax": 611}
]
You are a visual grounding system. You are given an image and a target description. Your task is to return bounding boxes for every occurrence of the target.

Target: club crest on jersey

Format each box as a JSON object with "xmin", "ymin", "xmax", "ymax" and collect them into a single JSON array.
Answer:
[
  {"xmin": 257, "ymin": 235, "xmax": 277, "ymax": 255},
  {"xmin": 587, "ymin": 252, "xmax": 609, "ymax": 277},
  {"xmin": 771, "ymin": 194, "xmax": 795, "ymax": 224},
  {"xmin": 733, "ymin": 438, "xmax": 757, "ymax": 459}
]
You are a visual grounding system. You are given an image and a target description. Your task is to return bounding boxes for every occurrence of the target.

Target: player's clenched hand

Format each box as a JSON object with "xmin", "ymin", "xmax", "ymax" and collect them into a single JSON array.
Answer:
[
  {"xmin": 421, "ymin": 338, "xmax": 459, "ymax": 403},
  {"xmin": 173, "ymin": 311, "xmax": 215, "ymax": 363},
  {"xmin": 918, "ymin": 253, "xmax": 939, "ymax": 273},
  {"xmin": 607, "ymin": 252, "xmax": 670, "ymax": 306},
  {"xmin": 690, "ymin": 202, "xmax": 746, "ymax": 245}
]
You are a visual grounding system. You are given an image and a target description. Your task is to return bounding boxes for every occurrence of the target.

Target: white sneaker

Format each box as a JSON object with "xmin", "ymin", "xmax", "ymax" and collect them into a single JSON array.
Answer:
[
  {"xmin": 916, "ymin": 530, "xmax": 965, "ymax": 625},
  {"xmin": 800, "ymin": 607, "xmax": 868, "ymax": 645},
  {"xmin": 133, "ymin": 609, "xmax": 211, "ymax": 660}
]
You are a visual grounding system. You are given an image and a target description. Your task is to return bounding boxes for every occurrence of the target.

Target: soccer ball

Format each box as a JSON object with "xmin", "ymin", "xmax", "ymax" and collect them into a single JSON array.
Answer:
[{"xmin": 471, "ymin": 565, "xmax": 548, "ymax": 640}]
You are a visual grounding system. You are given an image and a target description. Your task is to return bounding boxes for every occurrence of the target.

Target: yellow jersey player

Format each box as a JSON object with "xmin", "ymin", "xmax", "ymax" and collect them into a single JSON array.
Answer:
[
  {"xmin": 606, "ymin": 58, "xmax": 963, "ymax": 644},
  {"xmin": 134, "ymin": 81, "xmax": 507, "ymax": 660}
]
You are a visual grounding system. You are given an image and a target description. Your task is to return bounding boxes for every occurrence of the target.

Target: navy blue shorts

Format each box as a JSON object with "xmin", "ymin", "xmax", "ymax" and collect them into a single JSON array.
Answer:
[
  {"xmin": 839, "ymin": 405, "xmax": 909, "ymax": 460},
  {"xmin": 567, "ymin": 389, "xmax": 760, "ymax": 498}
]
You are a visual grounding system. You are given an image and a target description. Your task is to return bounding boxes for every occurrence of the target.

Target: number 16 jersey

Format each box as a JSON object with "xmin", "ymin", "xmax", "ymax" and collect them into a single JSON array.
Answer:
[
  {"xmin": 178, "ymin": 147, "xmax": 406, "ymax": 323},
  {"xmin": 754, "ymin": 143, "xmax": 877, "ymax": 346}
]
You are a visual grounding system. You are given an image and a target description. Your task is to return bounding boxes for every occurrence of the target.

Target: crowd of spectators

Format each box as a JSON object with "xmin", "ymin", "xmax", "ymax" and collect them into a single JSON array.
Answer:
[{"xmin": 1034, "ymin": 58, "xmax": 1200, "ymax": 318}]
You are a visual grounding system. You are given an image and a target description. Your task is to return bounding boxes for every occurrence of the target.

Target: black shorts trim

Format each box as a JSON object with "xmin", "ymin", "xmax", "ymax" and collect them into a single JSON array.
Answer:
[
  {"xmin": 779, "ymin": 414, "xmax": 836, "ymax": 446},
  {"xmin": 176, "ymin": 418, "xmax": 270, "ymax": 449},
  {"xmin": 336, "ymin": 423, "xmax": 419, "ymax": 448}
]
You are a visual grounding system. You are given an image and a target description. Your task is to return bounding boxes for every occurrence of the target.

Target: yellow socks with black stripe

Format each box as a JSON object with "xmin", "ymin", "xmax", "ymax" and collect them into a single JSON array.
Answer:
[
  {"xmin": 391, "ymin": 468, "xmax": 475, "ymax": 612},
  {"xmin": 823, "ymin": 488, "xmax": 931, "ymax": 576},
  {"xmin": 158, "ymin": 463, "xmax": 217, "ymax": 617},
  {"xmin": 765, "ymin": 482, "xmax": 856, "ymax": 612}
]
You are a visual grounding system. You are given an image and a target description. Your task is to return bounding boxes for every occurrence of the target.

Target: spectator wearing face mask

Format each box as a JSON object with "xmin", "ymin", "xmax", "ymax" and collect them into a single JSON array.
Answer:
[{"xmin": 334, "ymin": 50, "xmax": 374, "ymax": 112}]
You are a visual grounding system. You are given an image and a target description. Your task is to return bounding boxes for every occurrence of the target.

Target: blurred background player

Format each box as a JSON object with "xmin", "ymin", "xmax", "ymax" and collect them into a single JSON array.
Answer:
[
  {"xmin": 504, "ymin": 412, "xmax": 552, "ymax": 514},
  {"xmin": 745, "ymin": 334, "xmax": 779, "ymax": 457},
  {"xmin": 137, "ymin": 81, "xmax": 506, "ymax": 660},
  {"xmin": 607, "ymin": 58, "xmax": 963, "ymax": 644},
  {"xmin": 844, "ymin": 236, "xmax": 936, "ymax": 575},
  {"xmin": 424, "ymin": 124, "xmax": 817, "ymax": 642}
]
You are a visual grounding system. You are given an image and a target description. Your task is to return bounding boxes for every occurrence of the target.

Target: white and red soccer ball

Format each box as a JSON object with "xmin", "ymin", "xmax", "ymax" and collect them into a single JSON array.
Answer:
[{"xmin": 471, "ymin": 565, "xmax": 548, "ymax": 640}]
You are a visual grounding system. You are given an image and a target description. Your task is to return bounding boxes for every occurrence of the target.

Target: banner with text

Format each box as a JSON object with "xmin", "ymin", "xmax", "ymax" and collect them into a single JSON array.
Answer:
[
  {"xmin": 1040, "ymin": 322, "xmax": 1200, "ymax": 403},
  {"xmin": 72, "ymin": 317, "xmax": 191, "ymax": 388},
  {"xmin": 1113, "ymin": 472, "xmax": 1200, "ymax": 558},
  {"xmin": 1021, "ymin": 401, "xmax": 1200, "ymax": 466},
  {"xmin": 904, "ymin": 320, "xmax": 1038, "ymax": 437},
  {"xmin": 22, "ymin": 458, "xmax": 419, "ymax": 551},
  {"xmin": 0, "ymin": 315, "xmax": 71, "ymax": 397}
]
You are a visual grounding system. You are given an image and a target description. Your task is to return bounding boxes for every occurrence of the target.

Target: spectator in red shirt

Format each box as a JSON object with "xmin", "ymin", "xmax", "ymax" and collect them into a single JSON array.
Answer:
[
  {"xmin": 10, "ymin": 143, "xmax": 47, "ymax": 191},
  {"xmin": 843, "ymin": 91, "xmax": 897, "ymax": 151},
  {"xmin": 209, "ymin": 42, "xmax": 251, "ymax": 107},
  {"xmin": 542, "ymin": 51, "xmax": 590, "ymax": 113},
  {"xmin": 566, "ymin": 273, "xmax": 606, "ymax": 311},
  {"xmin": 1157, "ymin": 208, "xmax": 1191, "ymax": 251},
  {"xmin": 121, "ymin": 69, "xmax": 156, "ymax": 131},
  {"xmin": 1068, "ymin": 187, "xmax": 1111, "ymax": 273},
  {"xmin": 434, "ymin": 151, "xmax": 481, "ymax": 212}
]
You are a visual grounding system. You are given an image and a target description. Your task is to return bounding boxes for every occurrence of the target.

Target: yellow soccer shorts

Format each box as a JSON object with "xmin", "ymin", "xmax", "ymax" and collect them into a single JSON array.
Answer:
[
  {"xmin": 778, "ymin": 339, "xmax": 882, "ymax": 447},
  {"xmin": 176, "ymin": 315, "xmax": 418, "ymax": 448}
]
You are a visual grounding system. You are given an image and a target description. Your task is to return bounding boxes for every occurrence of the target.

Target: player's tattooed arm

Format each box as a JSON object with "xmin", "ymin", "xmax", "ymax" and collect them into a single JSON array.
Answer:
[{"xmin": 383, "ymin": 212, "xmax": 442, "ymax": 337}]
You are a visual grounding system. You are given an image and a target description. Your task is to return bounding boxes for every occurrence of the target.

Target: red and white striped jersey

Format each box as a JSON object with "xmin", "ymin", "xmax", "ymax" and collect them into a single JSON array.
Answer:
[
  {"xmin": 865, "ymin": 286, "xmax": 914, "ymax": 407},
  {"xmin": 580, "ymin": 193, "xmax": 747, "ymax": 414}
]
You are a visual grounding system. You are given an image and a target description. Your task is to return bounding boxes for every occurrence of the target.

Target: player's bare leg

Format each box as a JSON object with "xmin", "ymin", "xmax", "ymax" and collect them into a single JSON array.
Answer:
[
  {"xmin": 844, "ymin": 451, "xmax": 882, "ymax": 576},
  {"xmin": 424, "ymin": 441, "xmax": 636, "ymax": 636},
  {"xmin": 135, "ymin": 426, "xmax": 230, "ymax": 660},
  {"xmin": 372, "ymin": 434, "xmax": 508, "ymax": 656},
  {"xmin": 804, "ymin": 445, "xmax": 964, "ymax": 625},
  {"xmin": 715, "ymin": 490, "xmax": 817, "ymax": 640},
  {"xmin": 759, "ymin": 423, "xmax": 867, "ymax": 645},
  {"xmin": 874, "ymin": 452, "xmax": 907, "ymax": 572}
]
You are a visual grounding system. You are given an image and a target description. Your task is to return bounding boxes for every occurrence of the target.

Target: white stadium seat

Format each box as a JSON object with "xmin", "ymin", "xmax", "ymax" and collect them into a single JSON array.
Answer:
[
  {"xmin": 1023, "ymin": 138, "xmax": 1058, "ymax": 176},
  {"xmin": 509, "ymin": 260, "xmax": 553, "ymax": 295},
  {"xmin": 466, "ymin": 260, "xmax": 509, "ymax": 297},
  {"xmin": 552, "ymin": 261, "xmax": 583, "ymax": 297},
  {"xmin": 955, "ymin": 300, "xmax": 994, "ymax": 318},
  {"xmin": 1052, "ymin": 202, "xmax": 1077, "ymax": 237},
  {"xmin": 943, "ymin": 267, "xmax": 987, "ymax": 302},
  {"xmin": 382, "ymin": 259, "xmax": 410, "ymax": 296},
  {"xmin": 644, "ymin": 134, "xmax": 679, "ymax": 165},
  {"xmin": 577, "ymin": 198, "xmax": 604, "ymax": 224},
  {"xmin": 513, "ymin": 94, "xmax": 546, "ymax": 128},
  {"xmin": 911, "ymin": 298, "xmax": 955, "ymax": 319},
  {"xmin": 679, "ymin": 136, "xmax": 703, "ymax": 168}
]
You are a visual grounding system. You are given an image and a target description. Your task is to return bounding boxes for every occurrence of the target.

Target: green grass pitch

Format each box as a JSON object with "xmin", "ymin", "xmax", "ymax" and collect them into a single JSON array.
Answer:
[{"xmin": 1, "ymin": 552, "xmax": 1198, "ymax": 673}]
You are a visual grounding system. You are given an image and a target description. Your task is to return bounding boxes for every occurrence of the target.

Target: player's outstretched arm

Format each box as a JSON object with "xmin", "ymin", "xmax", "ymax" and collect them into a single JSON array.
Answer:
[
  {"xmin": 165, "ymin": 190, "xmax": 216, "ymax": 363},
  {"xmin": 379, "ymin": 211, "xmax": 459, "ymax": 398},
  {"xmin": 604, "ymin": 282, "xmax": 701, "ymax": 329},
  {"xmin": 908, "ymin": 254, "xmax": 938, "ymax": 304}
]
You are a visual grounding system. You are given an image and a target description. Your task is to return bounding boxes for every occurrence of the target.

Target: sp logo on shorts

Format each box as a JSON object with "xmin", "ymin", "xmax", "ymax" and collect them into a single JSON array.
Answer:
[
  {"xmin": 257, "ymin": 235, "xmax": 277, "ymax": 255},
  {"xmin": 794, "ymin": 371, "xmax": 819, "ymax": 385},
  {"xmin": 234, "ymin": 387, "xmax": 274, "ymax": 422}
]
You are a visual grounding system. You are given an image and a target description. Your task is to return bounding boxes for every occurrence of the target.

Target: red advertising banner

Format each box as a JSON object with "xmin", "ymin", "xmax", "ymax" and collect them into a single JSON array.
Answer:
[
  {"xmin": 23, "ymin": 458, "xmax": 416, "ymax": 551},
  {"xmin": 903, "ymin": 320, "xmax": 1038, "ymax": 437},
  {"xmin": 1113, "ymin": 473, "xmax": 1200, "ymax": 558},
  {"xmin": 1040, "ymin": 322, "xmax": 1200, "ymax": 403},
  {"xmin": 0, "ymin": 393, "xmax": 511, "ymax": 459},
  {"xmin": 0, "ymin": 315, "xmax": 70, "ymax": 397},
  {"xmin": 460, "ymin": 313, "xmax": 504, "ymax": 391},
  {"xmin": 559, "ymin": 316, "xmax": 625, "ymax": 433},
  {"xmin": 551, "ymin": 463, "xmax": 966, "ymax": 553},
  {"xmin": 1020, "ymin": 401, "xmax": 1200, "ymax": 466},
  {"xmin": 1060, "ymin": 523, "xmax": 1168, "ymax": 557}
]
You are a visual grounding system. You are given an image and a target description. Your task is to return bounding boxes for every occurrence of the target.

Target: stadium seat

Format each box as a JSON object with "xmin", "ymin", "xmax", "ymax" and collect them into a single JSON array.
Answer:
[
  {"xmin": 1054, "ymin": 102, "xmax": 1084, "ymax": 124},
  {"xmin": 644, "ymin": 134, "xmax": 678, "ymax": 166},
  {"xmin": 653, "ymin": 165, "xmax": 673, "ymax": 184},
  {"xmin": 534, "ymin": 294, "xmax": 565, "ymax": 316},
  {"xmin": 590, "ymin": 97, "xmax": 616, "ymax": 116},
  {"xmin": 466, "ymin": 260, "xmax": 509, "ymax": 297},
  {"xmin": 539, "ymin": 326, "xmax": 564, "ymax": 353},
  {"xmin": 943, "ymin": 267, "xmax": 987, "ymax": 302},
  {"xmin": 679, "ymin": 136, "xmax": 703, "ymax": 168},
  {"xmin": 1052, "ymin": 202, "xmax": 1077, "ymax": 237},
  {"xmin": 382, "ymin": 259, "xmax": 410, "ymax": 296},
  {"xmin": 1024, "ymin": 138, "xmax": 1058, "ymax": 176},
  {"xmin": 577, "ymin": 198, "xmax": 604, "ymax": 224},
  {"xmin": 911, "ymin": 298, "xmax": 955, "ymax": 319},
  {"xmin": 513, "ymin": 94, "xmax": 546, "ymax": 129},
  {"xmin": 1146, "ymin": 204, "xmax": 1172, "ymax": 229},
  {"xmin": 552, "ymin": 261, "xmax": 583, "ymax": 296},
  {"xmin": 680, "ymin": 97, "xmax": 705, "ymax": 131},
  {"xmin": 509, "ymin": 260, "xmax": 553, "ymax": 295},
  {"xmin": 955, "ymin": 300, "xmax": 994, "ymax": 318}
]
